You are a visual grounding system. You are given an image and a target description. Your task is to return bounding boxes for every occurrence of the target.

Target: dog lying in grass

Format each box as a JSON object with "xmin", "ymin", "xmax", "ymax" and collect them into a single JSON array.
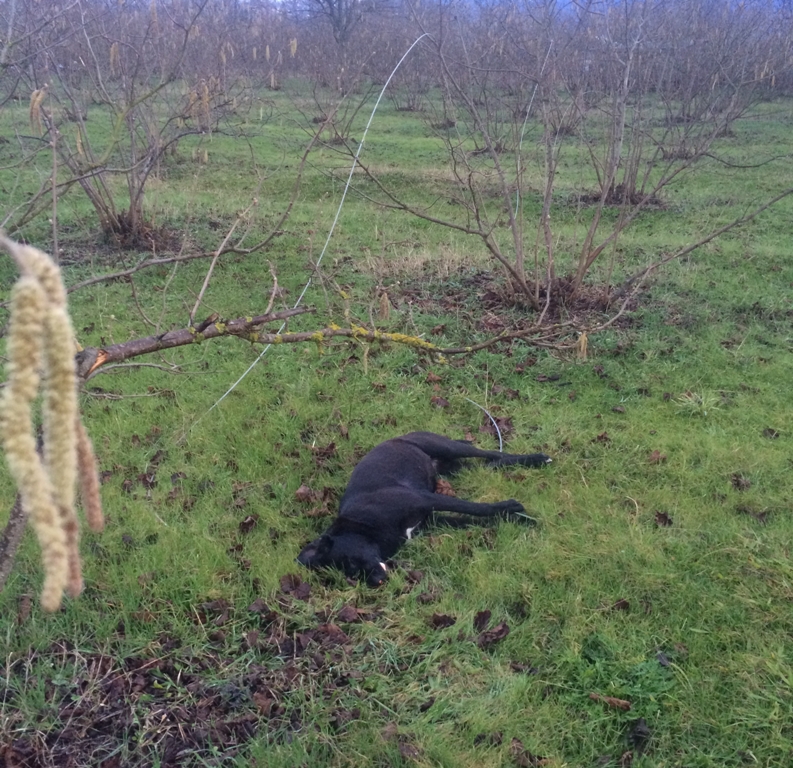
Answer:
[{"xmin": 297, "ymin": 431, "xmax": 551, "ymax": 586}]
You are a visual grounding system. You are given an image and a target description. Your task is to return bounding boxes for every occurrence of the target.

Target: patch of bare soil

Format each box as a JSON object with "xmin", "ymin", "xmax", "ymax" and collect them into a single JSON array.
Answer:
[
  {"xmin": 1, "ymin": 584, "xmax": 378, "ymax": 767},
  {"xmin": 54, "ymin": 224, "xmax": 185, "ymax": 267},
  {"xmin": 395, "ymin": 270, "xmax": 640, "ymax": 333},
  {"xmin": 103, "ymin": 212, "xmax": 184, "ymax": 252},
  {"xmin": 575, "ymin": 184, "xmax": 665, "ymax": 208}
]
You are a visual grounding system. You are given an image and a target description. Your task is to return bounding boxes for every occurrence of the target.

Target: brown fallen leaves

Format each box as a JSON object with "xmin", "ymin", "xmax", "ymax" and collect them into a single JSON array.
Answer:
[
  {"xmin": 279, "ymin": 573, "xmax": 311, "ymax": 600},
  {"xmin": 481, "ymin": 414, "xmax": 514, "ymax": 439},
  {"xmin": 510, "ymin": 737, "xmax": 549, "ymax": 766},
  {"xmin": 589, "ymin": 692, "xmax": 632, "ymax": 711},
  {"xmin": 654, "ymin": 510, "xmax": 674, "ymax": 527},
  {"xmin": 294, "ymin": 484, "xmax": 336, "ymax": 517},
  {"xmin": 435, "ymin": 478, "xmax": 456, "ymax": 496},
  {"xmin": 477, "ymin": 622, "xmax": 510, "ymax": 649},
  {"xmin": 430, "ymin": 613, "xmax": 457, "ymax": 629}
]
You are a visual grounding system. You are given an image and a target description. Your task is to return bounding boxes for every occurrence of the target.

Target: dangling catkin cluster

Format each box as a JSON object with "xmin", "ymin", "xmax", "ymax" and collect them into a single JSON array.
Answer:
[{"xmin": 0, "ymin": 237, "xmax": 104, "ymax": 612}]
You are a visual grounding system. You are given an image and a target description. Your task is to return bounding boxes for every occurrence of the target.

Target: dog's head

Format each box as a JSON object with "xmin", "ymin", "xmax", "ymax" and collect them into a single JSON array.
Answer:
[{"xmin": 297, "ymin": 533, "xmax": 388, "ymax": 587}]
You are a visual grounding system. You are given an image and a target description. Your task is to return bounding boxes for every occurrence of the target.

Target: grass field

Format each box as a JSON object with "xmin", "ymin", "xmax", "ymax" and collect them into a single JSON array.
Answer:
[{"xmin": 1, "ymin": 89, "xmax": 792, "ymax": 767}]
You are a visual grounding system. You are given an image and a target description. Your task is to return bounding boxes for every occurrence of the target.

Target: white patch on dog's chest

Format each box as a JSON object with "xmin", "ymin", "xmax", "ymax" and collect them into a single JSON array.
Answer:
[{"xmin": 405, "ymin": 525, "xmax": 417, "ymax": 540}]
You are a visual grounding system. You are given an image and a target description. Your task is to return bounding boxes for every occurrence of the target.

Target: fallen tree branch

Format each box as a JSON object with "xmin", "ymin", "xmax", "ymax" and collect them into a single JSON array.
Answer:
[{"xmin": 75, "ymin": 306, "xmax": 315, "ymax": 379}]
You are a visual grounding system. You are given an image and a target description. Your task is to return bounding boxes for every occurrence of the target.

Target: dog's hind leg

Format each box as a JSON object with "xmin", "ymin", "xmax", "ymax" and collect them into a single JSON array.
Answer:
[
  {"xmin": 400, "ymin": 432, "xmax": 551, "ymax": 469},
  {"xmin": 420, "ymin": 491, "xmax": 528, "ymax": 519},
  {"xmin": 432, "ymin": 511, "xmax": 537, "ymax": 528}
]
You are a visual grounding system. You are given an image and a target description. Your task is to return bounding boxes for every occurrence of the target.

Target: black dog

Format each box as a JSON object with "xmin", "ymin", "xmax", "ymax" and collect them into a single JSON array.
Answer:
[{"xmin": 297, "ymin": 432, "xmax": 551, "ymax": 586}]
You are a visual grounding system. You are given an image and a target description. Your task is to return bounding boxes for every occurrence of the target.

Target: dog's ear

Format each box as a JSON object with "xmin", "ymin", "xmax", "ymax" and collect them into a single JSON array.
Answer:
[{"xmin": 297, "ymin": 535, "xmax": 331, "ymax": 568}]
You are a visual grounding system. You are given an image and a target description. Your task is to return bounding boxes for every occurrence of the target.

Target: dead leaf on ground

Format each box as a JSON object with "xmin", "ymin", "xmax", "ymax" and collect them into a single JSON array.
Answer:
[
  {"xmin": 398, "ymin": 741, "xmax": 422, "ymax": 760},
  {"xmin": 435, "ymin": 478, "xmax": 456, "ymax": 496},
  {"xmin": 480, "ymin": 415, "xmax": 514, "ymax": 438},
  {"xmin": 279, "ymin": 574, "xmax": 303, "ymax": 594},
  {"xmin": 509, "ymin": 661, "xmax": 539, "ymax": 675},
  {"xmin": 252, "ymin": 692, "xmax": 277, "ymax": 716},
  {"xmin": 430, "ymin": 613, "xmax": 457, "ymax": 629},
  {"xmin": 329, "ymin": 707, "xmax": 360, "ymax": 731},
  {"xmin": 238, "ymin": 514, "xmax": 260, "ymax": 534},
  {"xmin": 654, "ymin": 510, "xmax": 673, "ymax": 527},
  {"xmin": 198, "ymin": 599, "xmax": 231, "ymax": 627},
  {"xmin": 311, "ymin": 442, "xmax": 337, "ymax": 468},
  {"xmin": 593, "ymin": 431, "xmax": 611, "ymax": 444},
  {"xmin": 417, "ymin": 590, "xmax": 439, "ymax": 604},
  {"xmin": 295, "ymin": 484, "xmax": 317, "ymax": 503},
  {"xmin": 477, "ymin": 621, "xmax": 510, "ymax": 648},
  {"xmin": 381, "ymin": 722, "xmax": 399, "ymax": 741},
  {"xmin": 137, "ymin": 571, "xmax": 156, "ymax": 586},
  {"xmin": 337, "ymin": 605, "xmax": 360, "ymax": 623},
  {"xmin": 473, "ymin": 609, "xmax": 491, "ymax": 632},
  {"xmin": 515, "ymin": 356, "xmax": 537, "ymax": 372},
  {"xmin": 731, "ymin": 473, "xmax": 751, "ymax": 491},
  {"xmin": 510, "ymin": 737, "xmax": 549, "ymax": 766},
  {"xmin": 589, "ymin": 692, "xmax": 632, "ymax": 710},
  {"xmin": 292, "ymin": 582, "xmax": 311, "ymax": 600},
  {"xmin": 247, "ymin": 598, "xmax": 276, "ymax": 622},
  {"xmin": 648, "ymin": 450, "xmax": 667, "ymax": 464},
  {"xmin": 17, "ymin": 594, "xmax": 32, "ymax": 625},
  {"xmin": 492, "ymin": 384, "xmax": 520, "ymax": 400},
  {"xmin": 736, "ymin": 504, "xmax": 770, "ymax": 524},
  {"xmin": 627, "ymin": 718, "xmax": 652, "ymax": 752},
  {"xmin": 762, "ymin": 427, "xmax": 780, "ymax": 439},
  {"xmin": 431, "ymin": 396, "xmax": 450, "ymax": 408}
]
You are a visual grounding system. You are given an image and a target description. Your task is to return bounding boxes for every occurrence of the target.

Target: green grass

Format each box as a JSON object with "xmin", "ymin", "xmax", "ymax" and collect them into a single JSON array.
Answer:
[{"xmin": 1, "ymin": 89, "xmax": 792, "ymax": 767}]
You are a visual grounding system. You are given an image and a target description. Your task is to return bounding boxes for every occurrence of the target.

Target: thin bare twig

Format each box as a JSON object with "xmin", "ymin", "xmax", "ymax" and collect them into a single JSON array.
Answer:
[
  {"xmin": 85, "ymin": 362, "xmax": 184, "ymax": 382},
  {"xmin": 189, "ymin": 198, "xmax": 258, "ymax": 326},
  {"xmin": 614, "ymin": 186, "xmax": 793, "ymax": 300},
  {"xmin": 263, "ymin": 263, "xmax": 279, "ymax": 316}
]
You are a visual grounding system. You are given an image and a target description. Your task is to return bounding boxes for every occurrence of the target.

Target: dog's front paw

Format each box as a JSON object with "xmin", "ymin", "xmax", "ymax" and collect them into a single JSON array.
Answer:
[
  {"xmin": 499, "ymin": 499, "xmax": 526, "ymax": 515},
  {"xmin": 528, "ymin": 453, "xmax": 552, "ymax": 467},
  {"xmin": 499, "ymin": 499, "xmax": 539, "ymax": 525}
]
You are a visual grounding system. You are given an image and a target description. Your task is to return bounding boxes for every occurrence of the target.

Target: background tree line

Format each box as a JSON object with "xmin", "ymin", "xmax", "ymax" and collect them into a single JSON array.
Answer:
[{"xmin": 1, "ymin": 0, "xmax": 792, "ymax": 304}]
